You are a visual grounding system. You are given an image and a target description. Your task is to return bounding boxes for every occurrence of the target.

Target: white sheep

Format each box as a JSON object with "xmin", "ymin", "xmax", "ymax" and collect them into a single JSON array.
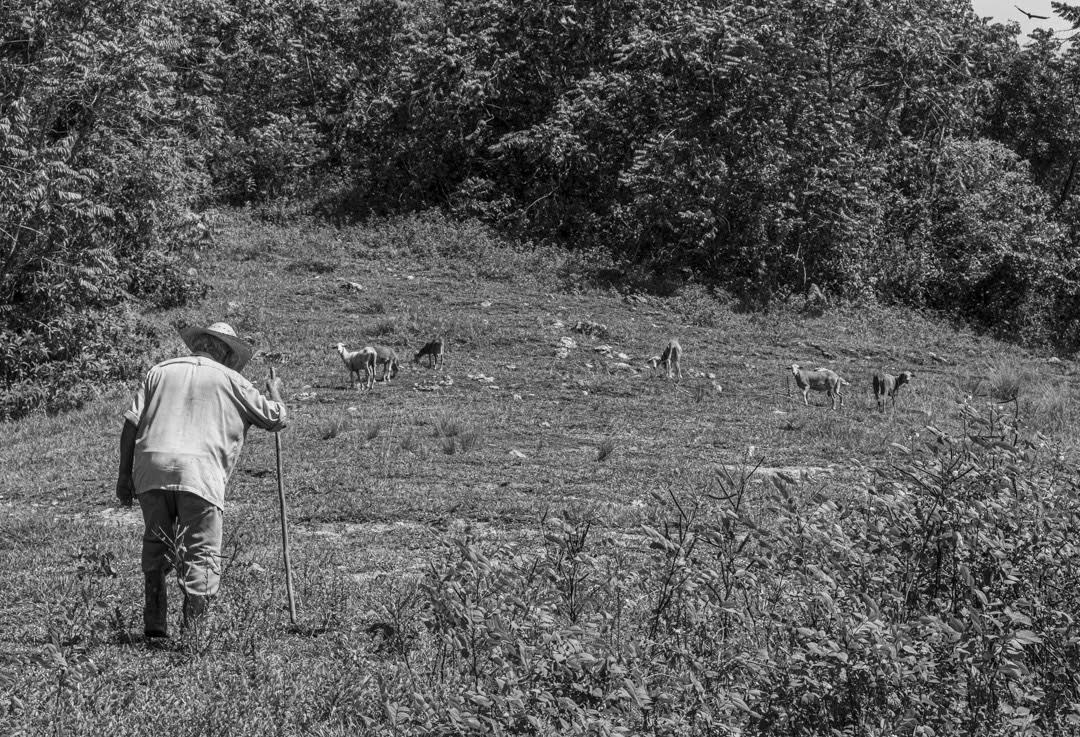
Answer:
[
  {"xmin": 872, "ymin": 371, "xmax": 913, "ymax": 412},
  {"xmin": 372, "ymin": 344, "xmax": 399, "ymax": 382},
  {"xmin": 790, "ymin": 363, "xmax": 849, "ymax": 409},
  {"xmin": 334, "ymin": 343, "xmax": 376, "ymax": 391}
]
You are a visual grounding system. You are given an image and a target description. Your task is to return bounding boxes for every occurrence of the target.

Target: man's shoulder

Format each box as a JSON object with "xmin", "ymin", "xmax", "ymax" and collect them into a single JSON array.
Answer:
[
  {"xmin": 146, "ymin": 356, "xmax": 197, "ymax": 376},
  {"xmin": 152, "ymin": 356, "xmax": 198, "ymax": 369},
  {"xmin": 149, "ymin": 356, "xmax": 251, "ymax": 386},
  {"xmin": 192, "ymin": 355, "xmax": 256, "ymax": 389}
]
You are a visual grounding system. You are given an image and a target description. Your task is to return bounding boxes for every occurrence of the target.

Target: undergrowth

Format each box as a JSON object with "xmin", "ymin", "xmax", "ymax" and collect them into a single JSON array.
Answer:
[{"xmin": 4, "ymin": 402, "xmax": 1078, "ymax": 735}]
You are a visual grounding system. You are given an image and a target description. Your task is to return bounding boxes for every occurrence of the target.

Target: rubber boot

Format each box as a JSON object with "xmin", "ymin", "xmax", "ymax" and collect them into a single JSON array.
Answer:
[
  {"xmin": 182, "ymin": 593, "xmax": 210, "ymax": 634},
  {"xmin": 144, "ymin": 570, "xmax": 169, "ymax": 638}
]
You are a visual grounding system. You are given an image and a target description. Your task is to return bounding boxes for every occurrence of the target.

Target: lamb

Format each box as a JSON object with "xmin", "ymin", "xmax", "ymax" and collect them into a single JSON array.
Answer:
[
  {"xmin": 790, "ymin": 363, "xmax": 849, "ymax": 409},
  {"xmin": 648, "ymin": 339, "xmax": 683, "ymax": 379},
  {"xmin": 372, "ymin": 344, "xmax": 400, "ymax": 382},
  {"xmin": 334, "ymin": 343, "xmax": 376, "ymax": 391},
  {"xmin": 872, "ymin": 371, "xmax": 913, "ymax": 412},
  {"xmin": 413, "ymin": 337, "xmax": 445, "ymax": 369}
]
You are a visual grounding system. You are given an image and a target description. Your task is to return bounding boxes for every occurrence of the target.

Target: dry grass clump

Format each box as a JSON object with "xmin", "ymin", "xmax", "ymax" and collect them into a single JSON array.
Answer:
[
  {"xmin": 1027, "ymin": 391, "xmax": 1077, "ymax": 434},
  {"xmin": 978, "ymin": 360, "xmax": 1080, "ymax": 435},
  {"xmin": 440, "ymin": 429, "xmax": 480, "ymax": 455},
  {"xmin": 371, "ymin": 317, "xmax": 400, "ymax": 338},
  {"xmin": 985, "ymin": 363, "xmax": 1026, "ymax": 402},
  {"xmin": 400, "ymin": 433, "xmax": 422, "ymax": 455},
  {"xmin": 432, "ymin": 411, "xmax": 463, "ymax": 438},
  {"xmin": 318, "ymin": 416, "xmax": 351, "ymax": 440},
  {"xmin": 457, "ymin": 430, "xmax": 480, "ymax": 453}
]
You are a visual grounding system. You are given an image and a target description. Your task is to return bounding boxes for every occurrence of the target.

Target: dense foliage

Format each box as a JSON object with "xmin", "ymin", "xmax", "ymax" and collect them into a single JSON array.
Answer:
[
  {"xmin": 6, "ymin": 0, "xmax": 1080, "ymax": 414},
  {"xmin": 346, "ymin": 0, "xmax": 1080, "ymax": 334},
  {"xmin": 0, "ymin": 1, "xmax": 211, "ymax": 417},
  {"xmin": 366, "ymin": 403, "xmax": 1080, "ymax": 736}
]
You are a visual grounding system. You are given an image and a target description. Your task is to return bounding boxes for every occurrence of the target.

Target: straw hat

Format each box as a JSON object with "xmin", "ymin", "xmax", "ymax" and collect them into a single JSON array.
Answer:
[{"xmin": 178, "ymin": 322, "xmax": 253, "ymax": 371}]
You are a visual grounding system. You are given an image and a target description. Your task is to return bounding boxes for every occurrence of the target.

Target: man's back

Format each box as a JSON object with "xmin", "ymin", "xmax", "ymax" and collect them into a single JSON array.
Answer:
[{"xmin": 125, "ymin": 356, "xmax": 286, "ymax": 509}]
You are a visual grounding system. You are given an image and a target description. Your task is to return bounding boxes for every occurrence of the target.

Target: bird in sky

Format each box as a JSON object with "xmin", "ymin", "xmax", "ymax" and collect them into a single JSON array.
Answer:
[{"xmin": 1015, "ymin": 4, "xmax": 1050, "ymax": 20}]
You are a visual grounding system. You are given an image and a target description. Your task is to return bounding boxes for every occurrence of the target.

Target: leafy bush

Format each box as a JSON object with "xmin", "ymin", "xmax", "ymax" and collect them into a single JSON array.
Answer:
[
  {"xmin": 334, "ymin": 0, "xmax": 1080, "ymax": 350},
  {"xmin": 910, "ymin": 138, "xmax": 1072, "ymax": 344},
  {"xmin": 207, "ymin": 0, "xmax": 409, "ymax": 205},
  {"xmin": 367, "ymin": 402, "xmax": 1080, "ymax": 735},
  {"xmin": 0, "ymin": 1, "xmax": 212, "ymax": 417}
]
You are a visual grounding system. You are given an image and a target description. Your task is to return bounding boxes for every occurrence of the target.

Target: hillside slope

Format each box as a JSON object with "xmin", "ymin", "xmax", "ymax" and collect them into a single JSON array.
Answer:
[{"xmin": 2, "ymin": 210, "xmax": 1078, "ymax": 733}]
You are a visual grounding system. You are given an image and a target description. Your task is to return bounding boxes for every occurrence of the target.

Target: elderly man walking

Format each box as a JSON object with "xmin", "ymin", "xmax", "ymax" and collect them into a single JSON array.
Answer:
[{"xmin": 115, "ymin": 322, "xmax": 287, "ymax": 639}]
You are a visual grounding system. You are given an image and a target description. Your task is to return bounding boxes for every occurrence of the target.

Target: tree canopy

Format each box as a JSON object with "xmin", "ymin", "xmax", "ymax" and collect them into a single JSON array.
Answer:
[{"xmin": 4, "ymin": 0, "xmax": 1080, "ymax": 415}]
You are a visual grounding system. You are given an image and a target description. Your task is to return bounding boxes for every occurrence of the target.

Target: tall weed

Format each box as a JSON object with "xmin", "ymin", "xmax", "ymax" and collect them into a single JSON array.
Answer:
[{"xmin": 370, "ymin": 402, "xmax": 1080, "ymax": 735}]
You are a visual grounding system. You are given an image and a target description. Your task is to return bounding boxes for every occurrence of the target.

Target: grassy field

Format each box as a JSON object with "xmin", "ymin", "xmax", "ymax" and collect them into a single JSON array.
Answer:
[{"xmin": 2, "ymin": 210, "xmax": 1079, "ymax": 735}]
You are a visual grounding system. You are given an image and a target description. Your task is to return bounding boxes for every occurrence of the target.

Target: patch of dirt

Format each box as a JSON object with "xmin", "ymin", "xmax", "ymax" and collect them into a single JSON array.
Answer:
[
  {"xmin": 718, "ymin": 464, "xmax": 836, "ymax": 481},
  {"xmin": 297, "ymin": 520, "xmax": 432, "ymax": 539},
  {"xmin": 95, "ymin": 507, "xmax": 143, "ymax": 526},
  {"xmin": 39, "ymin": 506, "xmax": 144, "ymax": 527}
]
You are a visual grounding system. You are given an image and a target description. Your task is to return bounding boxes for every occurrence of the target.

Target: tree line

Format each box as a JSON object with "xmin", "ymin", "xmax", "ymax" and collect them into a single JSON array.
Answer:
[{"xmin": 4, "ymin": 0, "xmax": 1080, "ymax": 416}]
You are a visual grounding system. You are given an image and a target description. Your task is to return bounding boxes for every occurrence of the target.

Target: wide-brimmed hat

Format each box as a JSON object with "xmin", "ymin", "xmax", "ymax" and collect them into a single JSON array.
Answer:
[{"xmin": 178, "ymin": 322, "xmax": 253, "ymax": 371}]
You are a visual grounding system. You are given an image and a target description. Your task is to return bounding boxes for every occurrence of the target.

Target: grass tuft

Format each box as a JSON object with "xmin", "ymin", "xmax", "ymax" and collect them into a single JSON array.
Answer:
[
  {"xmin": 457, "ymin": 430, "xmax": 480, "ymax": 453},
  {"xmin": 371, "ymin": 317, "xmax": 399, "ymax": 338},
  {"xmin": 432, "ymin": 412, "xmax": 462, "ymax": 438},
  {"xmin": 439, "ymin": 427, "xmax": 479, "ymax": 455},
  {"xmin": 400, "ymin": 433, "xmax": 422, "ymax": 455},
  {"xmin": 986, "ymin": 364, "xmax": 1024, "ymax": 402},
  {"xmin": 318, "ymin": 416, "xmax": 351, "ymax": 440}
]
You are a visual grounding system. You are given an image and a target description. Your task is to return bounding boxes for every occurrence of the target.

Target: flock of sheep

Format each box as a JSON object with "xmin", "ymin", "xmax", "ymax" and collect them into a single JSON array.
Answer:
[
  {"xmin": 334, "ymin": 338, "xmax": 444, "ymax": 391},
  {"xmin": 791, "ymin": 364, "xmax": 914, "ymax": 412},
  {"xmin": 334, "ymin": 334, "xmax": 912, "ymax": 413}
]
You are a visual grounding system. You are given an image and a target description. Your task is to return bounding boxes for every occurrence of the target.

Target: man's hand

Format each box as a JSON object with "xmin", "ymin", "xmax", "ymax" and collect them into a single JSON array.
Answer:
[{"xmin": 116, "ymin": 475, "xmax": 134, "ymax": 508}]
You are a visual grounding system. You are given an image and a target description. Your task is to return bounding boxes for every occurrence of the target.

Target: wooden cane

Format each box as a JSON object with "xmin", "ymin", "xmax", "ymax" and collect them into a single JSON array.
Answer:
[{"xmin": 270, "ymin": 367, "xmax": 298, "ymax": 625}]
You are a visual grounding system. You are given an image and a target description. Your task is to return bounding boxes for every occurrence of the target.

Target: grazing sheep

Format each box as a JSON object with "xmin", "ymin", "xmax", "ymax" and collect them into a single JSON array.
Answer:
[
  {"xmin": 372, "ymin": 344, "xmax": 399, "ymax": 382},
  {"xmin": 413, "ymin": 337, "xmax": 445, "ymax": 369},
  {"xmin": 334, "ymin": 343, "xmax": 376, "ymax": 391},
  {"xmin": 873, "ymin": 371, "xmax": 913, "ymax": 412},
  {"xmin": 648, "ymin": 339, "xmax": 683, "ymax": 379},
  {"xmin": 790, "ymin": 363, "xmax": 849, "ymax": 409}
]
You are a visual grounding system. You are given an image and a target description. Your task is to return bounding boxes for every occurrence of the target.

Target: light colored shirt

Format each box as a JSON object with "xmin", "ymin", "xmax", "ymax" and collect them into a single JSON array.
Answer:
[{"xmin": 124, "ymin": 356, "xmax": 287, "ymax": 509}]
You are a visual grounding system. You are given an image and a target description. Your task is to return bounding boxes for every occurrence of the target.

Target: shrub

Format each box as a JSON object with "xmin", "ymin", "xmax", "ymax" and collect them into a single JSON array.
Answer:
[
  {"xmin": 0, "ymin": 1, "xmax": 213, "ymax": 418},
  {"xmin": 208, "ymin": 0, "xmax": 409, "ymax": 206},
  {"xmin": 911, "ymin": 139, "xmax": 1071, "ymax": 342},
  {"xmin": 371, "ymin": 401, "xmax": 1080, "ymax": 735}
]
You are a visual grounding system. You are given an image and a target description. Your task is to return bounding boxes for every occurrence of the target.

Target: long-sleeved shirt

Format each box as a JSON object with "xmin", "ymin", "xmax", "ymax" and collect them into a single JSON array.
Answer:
[{"xmin": 124, "ymin": 356, "xmax": 287, "ymax": 509}]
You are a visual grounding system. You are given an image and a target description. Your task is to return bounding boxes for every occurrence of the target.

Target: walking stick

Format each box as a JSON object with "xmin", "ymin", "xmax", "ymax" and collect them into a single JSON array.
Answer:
[{"xmin": 270, "ymin": 367, "xmax": 298, "ymax": 625}]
